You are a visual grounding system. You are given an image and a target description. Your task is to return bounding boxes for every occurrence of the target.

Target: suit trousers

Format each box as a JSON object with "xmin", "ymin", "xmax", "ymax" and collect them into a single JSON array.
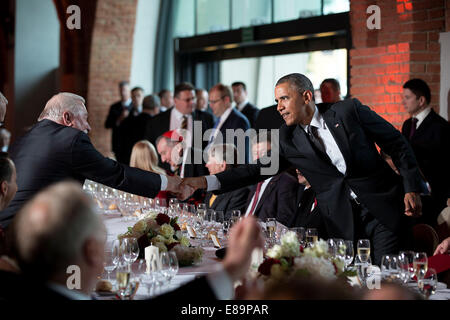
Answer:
[{"xmin": 351, "ymin": 199, "xmax": 400, "ymax": 266}]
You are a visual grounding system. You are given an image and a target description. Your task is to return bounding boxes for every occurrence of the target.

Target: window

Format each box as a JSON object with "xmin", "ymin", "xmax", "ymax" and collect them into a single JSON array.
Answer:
[
  {"xmin": 197, "ymin": 0, "xmax": 230, "ymax": 35},
  {"xmin": 231, "ymin": 0, "xmax": 272, "ymax": 29}
]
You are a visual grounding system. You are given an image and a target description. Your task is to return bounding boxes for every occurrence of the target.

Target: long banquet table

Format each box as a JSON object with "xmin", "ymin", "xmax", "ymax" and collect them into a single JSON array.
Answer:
[{"xmin": 100, "ymin": 213, "xmax": 450, "ymax": 300}]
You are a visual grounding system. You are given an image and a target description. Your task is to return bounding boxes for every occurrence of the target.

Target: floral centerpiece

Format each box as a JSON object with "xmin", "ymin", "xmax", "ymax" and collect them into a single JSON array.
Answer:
[
  {"xmin": 255, "ymin": 232, "xmax": 354, "ymax": 285},
  {"xmin": 118, "ymin": 212, "xmax": 203, "ymax": 266}
]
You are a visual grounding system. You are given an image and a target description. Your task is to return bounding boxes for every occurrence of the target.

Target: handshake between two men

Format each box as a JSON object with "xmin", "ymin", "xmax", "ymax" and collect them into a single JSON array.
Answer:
[{"xmin": 165, "ymin": 175, "xmax": 209, "ymax": 201}]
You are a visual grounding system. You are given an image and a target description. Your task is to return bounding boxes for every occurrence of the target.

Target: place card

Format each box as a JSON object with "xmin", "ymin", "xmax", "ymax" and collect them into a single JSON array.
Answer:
[
  {"xmin": 187, "ymin": 225, "xmax": 197, "ymax": 238},
  {"xmin": 211, "ymin": 234, "xmax": 221, "ymax": 248}
]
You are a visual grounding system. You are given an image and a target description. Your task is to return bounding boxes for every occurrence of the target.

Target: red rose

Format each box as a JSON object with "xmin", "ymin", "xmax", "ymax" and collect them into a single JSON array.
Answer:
[
  {"xmin": 173, "ymin": 223, "xmax": 181, "ymax": 231},
  {"xmin": 156, "ymin": 213, "xmax": 170, "ymax": 226},
  {"xmin": 258, "ymin": 258, "xmax": 281, "ymax": 276},
  {"xmin": 167, "ymin": 242, "xmax": 179, "ymax": 251},
  {"xmin": 299, "ymin": 245, "xmax": 304, "ymax": 253}
]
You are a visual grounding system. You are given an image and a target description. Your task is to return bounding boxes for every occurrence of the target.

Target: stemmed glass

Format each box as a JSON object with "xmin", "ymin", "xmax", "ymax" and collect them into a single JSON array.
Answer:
[
  {"xmin": 334, "ymin": 239, "xmax": 346, "ymax": 262},
  {"xmin": 380, "ymin": 255, "xmax": 400, "ymax": 282},
  {"xmin": 103, "ymin": 248, "xmax": 118, "ymax": 283},
  {"xmin": 306, "ymin": 228, "xmax": 318, "ymax": 247},
  {"xmin": 413, "ymin": 252, "xmax": 428, "ymax": 280},
  {"xmin": 265, "ymin": 218, "xmax": 277, "ymax": 245},
  {"xmin": 122, "ymin": 238, "xmax": 140, "ymax": 268},
  {"xmin": 137, "ymin": 259, "xmax": 154, "ymax": 298},
  {"xmin": 327, "ymin": 238, "xmax": 337, "ymax": 257},
  {"xmin": 160, "ymin": 252, "xmax": 179, "ymax": 289},
  {"xmin": 290, "ymin": 227, "xmax": 306, "ymax": 246},
  {"xmin": 344, "ymin": 240, "xmax": 355, "ymax": 269},
  {"xmin": 116, "ymin": 262, "xmax": 131, "ymax": 300},
  {"xmin": 222, "ymin": 219, "xmax": 231, "ymax": 238},
  {"xmin": 398, "ymin": 251, "xmax": 415, "ymax": 283},
  {"xmin": 417, "ymin": 268, "xmax": 437, "ymax": 299},
  {"xmin": 231, "ymin": 210, "xmax": 241, "ymax": 226},
  {"xmin": 357, "ymin": 239, "xmax": 371, "ymax": 263}
]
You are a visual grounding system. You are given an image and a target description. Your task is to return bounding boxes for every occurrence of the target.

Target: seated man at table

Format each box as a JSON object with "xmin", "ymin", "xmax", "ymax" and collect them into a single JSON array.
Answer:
[
  {"xmin": 0, "ymin": 181, "xmax": 263, "ymax": 300},
  {"xmin": 0, "ymin": 93, "xmax": 181, "ymax": 229},
  {"xmin": 204, "ymin": 144, "xmax": 249, "ymax": 219}
]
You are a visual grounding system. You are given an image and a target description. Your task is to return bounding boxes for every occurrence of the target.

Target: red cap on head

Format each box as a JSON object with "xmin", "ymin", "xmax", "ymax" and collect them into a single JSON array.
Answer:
[{"xmin": 162, "ymin": 130, "xmax": 183, "ymax": 142}]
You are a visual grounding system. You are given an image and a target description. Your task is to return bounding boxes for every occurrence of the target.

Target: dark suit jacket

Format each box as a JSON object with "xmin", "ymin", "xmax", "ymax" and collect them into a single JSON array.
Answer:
[
  {"xmin": 239, "ymin": 102, "xmax": 259, "ymax": 128},
  {"xmin": 0, "ymin": 120, "xmax": 162, "ymax": 228},
  {"xmin": 205, "ymin": 187, "xmax": 249, "ymax": 220},
  {"xmin": 181, "ymin": 147, "xmax": 209, "ymax": 178},
  {"xmin": 293, "ymin": 186, "xmax": 328, "ymax": 239},
  {"xmin": 104, "ymin": 100, "xmax": 131, "ymax": 156},
  {"xmin": 255, "ymin": 104, "xmax": 284, "ymax": 130},
  {"xmin": 214, "ymin": 108, "xmax": 250, "ymax": 163},
  {"xmin": 402, "ymin": 109, "xmax": 450, "ymax": 213},
  {"xmin": 215, "ymin": 99, "xmax": 423, "ymax": 241},
  {"xmin": 144, "ymin": 108, "xmax": 214, "ymax": 149},
  {"xmin": 245, "ymin": 173, "xmax": 298, "ymax": 227}
]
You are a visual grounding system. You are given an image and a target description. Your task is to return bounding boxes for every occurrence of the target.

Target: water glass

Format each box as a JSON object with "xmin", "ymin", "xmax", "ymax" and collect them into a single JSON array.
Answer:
[
  {"xmin": 289, "ymin": 227, "xmax": 305, "ymax": 246},
  {"xmin": 160, "ymin": 252, "xmax": 179, "ymax": 288},
  {"xmin": 380, "ymin": 255, "xmax": 401, "ymax": 282},
  {"xmin": 398, "ymin": 251, "xmax": 415, "ymax": 283},
  {"xmin": 413, "ymin": 252, "xmax": 428, "ymax": 280},
  {"xmin": 417, "ymin": 268, "xmax": 437, "ymax": 299},
  {"xmin": 344, "ymin": 240, "xmax": 354, "ymax": 269},
  {"xmin": 122, "ymin": 238, "xmax": 140, "ymax": 266},
  {"xmin": 306, "ymin": 228, "xmax": 318, "ymax": 247}
]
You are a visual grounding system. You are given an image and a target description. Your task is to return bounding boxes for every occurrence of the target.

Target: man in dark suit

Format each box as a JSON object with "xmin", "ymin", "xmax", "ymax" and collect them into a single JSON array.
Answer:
[
  {"xmin": 0, "ymin": 93, "xmax": 181, "ymax": 228},
  {"xmin": 116, "ymin": 86, "xmax": 145, "ymax": 164},
  {"xmin": 104, "ymin": 81, "xmax": 132, "ymax": 160},
  {"xmin": 204, "ymin": 144, "xmax": 249, "ymax": 219},
  {"xmin": 255, "ymin": 104, "xmax": 284, "ymax": 130},
  {"xmin": 244, "ymin": 132, "xmax": 298, "ymax": 227},
  {"xmin": 145, "ymin": 83, "xmax": 214, "ymax": 153},
  {"xmin": 232, "ymin": 82, "xmax": 259, "ymax": 128},
  {"xmin": 208, "ymin": 83, "xmax": 250, "ymax": 163},
  {"xmin": 401, "ymin": 79, "xmax": 450, "ymax": 225},
  {"xmin": 182, "ymin": 73, "xmax": 423, "ymax": 265},
  {"xmin": 0, "ymin": 181, "xmax": 263, "ymax": 300}
]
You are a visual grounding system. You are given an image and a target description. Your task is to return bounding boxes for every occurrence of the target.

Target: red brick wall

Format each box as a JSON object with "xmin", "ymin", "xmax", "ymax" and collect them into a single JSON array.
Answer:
[{"xmin": 350, "ymin": 0, "xmax": 446, "ymax": 129}]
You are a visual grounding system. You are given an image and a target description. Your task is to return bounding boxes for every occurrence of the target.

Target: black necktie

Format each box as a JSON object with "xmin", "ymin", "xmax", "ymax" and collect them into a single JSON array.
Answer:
[
  {"xmin": 307, "ymin": 125, "xmax": 327, "ymax": 155},
  {"xmin": 409, "ymin": 117, "xmax": 418, "ymax": 140}
]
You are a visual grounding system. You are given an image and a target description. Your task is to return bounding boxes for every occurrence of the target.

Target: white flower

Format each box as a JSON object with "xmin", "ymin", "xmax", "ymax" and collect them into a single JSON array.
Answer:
[
  {"xmin": 131, "ymin": 220, "xmax": 147, "ymax": 235},
  {"xmin": 294, "ymin": 255, "xmax": 336, "ymax": 280},
  {"xmin": 175, "ymin": 230, "xmax": 183, "ymax": 240},
  {"xmin": 267, "ymin": 244, "xmax": 283, "ymax": 259},
  {"xmin": 152, "ymin": 235, "xmax": 166, "ymax": 243},
  {"xmin": 159, "ymin": 224, "xmax": 175, "ymax": 238},
  {"xmin": 180, "ymin": 236, "xmax": 190, "ymax": 247},
  {"xmin": 280, "ymin": 231, "xmax": 300, "ymax": 257},
  {"xmin": 153, "ymin": 241, "xmax": 167, "ymax": 253}
]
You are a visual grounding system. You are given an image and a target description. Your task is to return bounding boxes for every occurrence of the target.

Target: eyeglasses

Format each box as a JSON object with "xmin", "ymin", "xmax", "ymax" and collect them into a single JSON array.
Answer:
[{"xmin": 209, "ymin": 96, "xmax": 226, "ymax": 105}]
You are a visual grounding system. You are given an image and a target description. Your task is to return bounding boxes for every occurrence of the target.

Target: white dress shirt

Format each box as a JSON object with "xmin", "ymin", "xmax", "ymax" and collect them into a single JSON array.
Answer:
[
  {"xmin": 244, "ymin": 177, "xmax": 273, "ymax": 217},
  {"xmin": 414, "ymin": 107, "xmax": 431, "ymax": 129},
  {"xmin": 170, "ymin": 107, "xmax": 193, "ymax": 149}
]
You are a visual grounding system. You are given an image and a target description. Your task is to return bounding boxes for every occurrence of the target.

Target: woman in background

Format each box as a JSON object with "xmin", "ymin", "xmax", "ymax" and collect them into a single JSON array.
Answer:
[{"xmin": 130, "ymin": 140, "xmax": 169, "ymax": 203}]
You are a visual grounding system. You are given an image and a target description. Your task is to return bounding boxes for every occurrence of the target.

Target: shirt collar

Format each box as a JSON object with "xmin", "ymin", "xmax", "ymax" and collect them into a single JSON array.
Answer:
[
  {"xmin": 236, "ymin": 100, "xmax": 249, "ymax": 111},
  {"xmin": 300, "ymin": 105, "xmax": 324, "ymax": 132},
  {"xmin": 414, "ymin": 107, "xmax": 431, "ymax": 127},
  {"xmin": 122, "ymin": 99, "xmax": 132, "ymax": 107},
  {"xmin": 172, "ymin": 106, "xmax": 192, "ymax": 120},
  {"xmin": 218, "ymin": 107, "xmax": 233, "ymax": 124}
]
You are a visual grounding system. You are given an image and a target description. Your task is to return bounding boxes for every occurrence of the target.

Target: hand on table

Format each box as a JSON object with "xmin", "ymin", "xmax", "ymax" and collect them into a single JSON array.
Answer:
[{"xmin": 404, "ymin": 192, "xmax": 422, "ymax": 217}]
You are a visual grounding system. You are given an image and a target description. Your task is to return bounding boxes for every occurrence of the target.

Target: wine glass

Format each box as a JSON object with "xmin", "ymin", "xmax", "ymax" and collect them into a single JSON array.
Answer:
[
  {"xmin": 417, "ymin": 268, "xmax": 437, "ymax": 299},
  {"xmin": 222, "ymin": 219, "xmax": 231, "ymax": 238},
  {"xmin": 231, "ymin": 210, "xmax": 241, "ymax": 224},
  {"xmin": 354, "ymin": 254, "xmax": 373, "ymax": 287},
  {"xmin": 334, "ymin": 238, "xmax": 346, "ymax": 262},
  {"xmin": 137, "ymin": 259, "xmax": 154, "ymax": 298},
  {"xmin": 380, "ymin": 255, "xmax": 400, "ymax": 282},
  {"xmin": 103, "ymin": 251, "xmax": 117, "ymax": 282},
  {"xmin": 344, "ymin": 240, "xmax": 355, "ymax": 269},
  {"xmin": 306, "ymin": 228, "xmax": 318, "ymax": 247},
  {"xmin": 327, "ymin": 238, "xmax": 337, "ymax": 257},
  {"xmin": 116, "ymin": 262, "xmax": 130, "ymax": 300},
  {"xmin": 413, "ymin": 252, "xmax": 428, "ymax": 280},
  {"xmin": 398, "ymin": 251, "xmax": 415, "ymax": 283},
  {"xmin": 122, "ymin": 238, "xmax": 140, "ymax": 267},
  {"xmin": 160, "ymin": 252, "xmax": 179, "ymax": 288},
  {"xmin": 169, "ymin": 198, "xmax": 179, "ymax": 208},
  {"xmin": 290, "ymin": 227, "xmax": 306, "ymax": 246},
  {"xmin": 265, "ymin": 218, "xmax": 277, "ymax": 245},
  {"xmin": 357, "ymin": 239, "xmax": 371, "ymax": 263}
]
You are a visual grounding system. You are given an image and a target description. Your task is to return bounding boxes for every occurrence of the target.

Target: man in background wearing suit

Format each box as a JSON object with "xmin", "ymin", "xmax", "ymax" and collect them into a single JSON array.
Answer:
[
  {"xmin": 401, "ymin": 79, "xmax": 450, "ymax": 226},
  {"xmin": 244, "ymin": 132, "xmax": 298, "ymax": 227},
  {"xmin": 208, "ymin": 83, "xmax": 250, "ymax": 163},
  {"xmin": 104, "ymin": 81, "xmax": 132, "ymax": 160},
  {"xmin": 182, "ymin": 73, "xmax": 423, "ymax": 265},
  {"xmin": 1, "ymin": 181, "xmax": 263, "ymax": 300},
  {"xmin": 232, "ymin": 82, "xmax": 259, "ymax": 128},
  {"xmin": 204, "ymin": 144, "xmax": 249, "ymax": 219},
  {"xmin": 145, "ymin": 83, "xmax": 214, "ymax": 153},
  {"xmin": 0, "ymin": 93, "xmax": 181, "ymax": 229}
]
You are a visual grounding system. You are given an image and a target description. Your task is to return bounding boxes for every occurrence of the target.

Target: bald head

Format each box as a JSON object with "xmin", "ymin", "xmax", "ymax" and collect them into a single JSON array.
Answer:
[
  {"xmin": 38, "ymin": 93, "xmax": 91, "ymax": 133},
  {"xmin": 14, "ymin": 181, "xmax": 105, "ymax": 283},
  {"xmin": 0, "ymin": 91, "xmax": 8, "ymax": 123}
]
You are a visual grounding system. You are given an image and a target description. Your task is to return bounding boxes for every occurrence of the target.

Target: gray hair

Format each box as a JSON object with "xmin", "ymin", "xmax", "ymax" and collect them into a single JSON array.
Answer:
[
  {"xmin": 38, "ymin": 92, "xmax": 86, "ymax": 122},
  {"xmin": 143, "ymin": 94, "xmax": 160, "ymax": 110},
  {"xmin": 276, "ymin": 73, "xmax": 315, "ymax": 96},
  {"xmin": 208, "ymin": 143, "xmax": 239, "ymax": 168},
  {"xmin": 0, "ymin": 91, "xmax": 8, "ymax": 107},
  {"xmin": 14, "ymin": 181, "xmax": 105, "ymax": 279}
]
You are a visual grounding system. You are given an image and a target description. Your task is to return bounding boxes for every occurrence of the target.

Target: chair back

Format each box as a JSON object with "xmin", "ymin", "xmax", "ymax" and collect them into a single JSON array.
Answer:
[{"xmin": 412, "ymin": 224, "xmax": 439, "ymax": 257}]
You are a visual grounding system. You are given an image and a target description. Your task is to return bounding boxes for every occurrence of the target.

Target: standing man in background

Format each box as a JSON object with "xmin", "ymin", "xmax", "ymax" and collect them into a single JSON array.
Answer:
[{"xmin": 232, "ymin": 82, "xmax": 259, "ymax": 128}]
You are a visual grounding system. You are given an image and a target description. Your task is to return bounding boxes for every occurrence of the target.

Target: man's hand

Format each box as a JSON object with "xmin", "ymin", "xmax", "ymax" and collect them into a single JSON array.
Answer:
[
  {"xmin": 222, "ymin": 217, "xmax": 264, "ymax": 282},
  {"xmin": 434, "ymin": 237, "xmax": 450, "ymax": 256},
  {"xmin": 116, "ymin": 108, "xmax": 129, "ymax": 126},
  {"xmin": 181, "ymin": 177, "xmax": 207, "ymax": 190},
  {"xmin": 404, "ymin": 192, "xmax": 422, "ymax": 217},
  {"xmin": 166, "ymin": 175, "xmax": 181, "ymax": 194}
]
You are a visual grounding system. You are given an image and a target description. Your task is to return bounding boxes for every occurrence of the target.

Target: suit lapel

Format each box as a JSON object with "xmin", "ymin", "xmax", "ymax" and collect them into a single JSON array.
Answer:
[
  {"xmin": 414, "ymin": 109, "xmax": 434, "ymax": 137},
  {"xmin": 321, "ymin": 109, "xmax": 352, "ymax": 174},
  {"xmin": 254, "ymin": 177, "xmax": 277, "ymax": 215}
]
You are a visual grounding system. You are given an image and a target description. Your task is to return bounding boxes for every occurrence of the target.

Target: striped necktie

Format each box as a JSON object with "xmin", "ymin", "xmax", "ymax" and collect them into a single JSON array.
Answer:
[{"xmin": 181, "ymin": 116, "xmax": 188, "ymax": 130}]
